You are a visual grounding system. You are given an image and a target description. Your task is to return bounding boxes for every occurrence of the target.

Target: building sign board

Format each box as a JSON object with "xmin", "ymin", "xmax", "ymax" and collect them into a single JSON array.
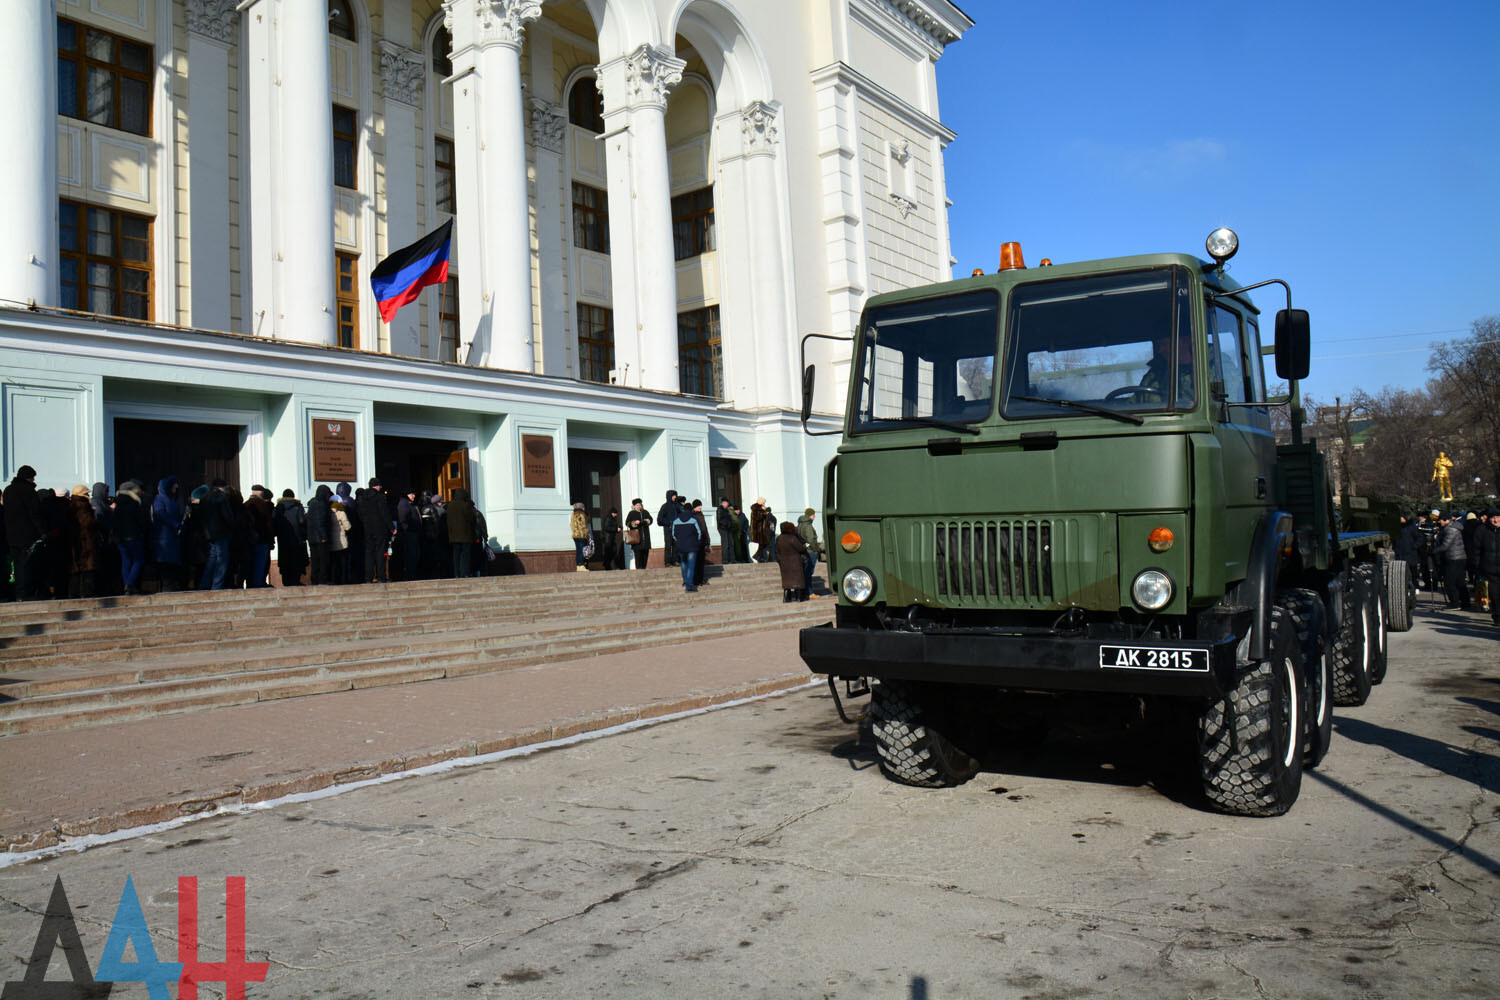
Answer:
[
  {"xmin": 521, "ymin": 434, "xmax": 555, "ymax": 488},
  {"xmin": 311, "ymin": 418, "xmax": 357, "ymax": 481}
]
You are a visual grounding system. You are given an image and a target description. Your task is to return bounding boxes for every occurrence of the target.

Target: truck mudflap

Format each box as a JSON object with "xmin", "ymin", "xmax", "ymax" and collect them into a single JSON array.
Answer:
[{"xmin": 799, "ymin": 623, "xmax": 1239, "ymax": 698}]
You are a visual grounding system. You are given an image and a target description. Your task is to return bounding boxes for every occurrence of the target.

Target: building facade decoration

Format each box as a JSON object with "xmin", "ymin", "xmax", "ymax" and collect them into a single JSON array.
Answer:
[
  {"xmin": 528, "ymin": 99, "xmax": 566, "ymax": 153},
  {"xmin": 378, "ymin": 41, "xmax": 426, "ymax": 108},
  {"xmin": 185, "ymin": 0, "xmax": 237, "ymax": 45},
  {"xmin": 740, "ymin": 101, "xmax": 779, "ymax": 155},
  {"xmin": 620, "ymin": 44, "xmax": 685, "ymax": 109},
  {"xmin": 444, "ymin": 0, "xmax": 543, "ymax": 53}
]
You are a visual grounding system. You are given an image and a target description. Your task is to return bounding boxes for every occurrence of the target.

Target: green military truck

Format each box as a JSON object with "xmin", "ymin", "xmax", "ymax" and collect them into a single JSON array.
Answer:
[{"xmin": 798, "ymin": 229, "xmax": 1411, "ymax": 816}]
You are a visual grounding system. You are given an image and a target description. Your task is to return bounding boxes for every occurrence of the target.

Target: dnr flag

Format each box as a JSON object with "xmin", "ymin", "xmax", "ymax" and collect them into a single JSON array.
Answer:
[{"xmin": 370, "ymin": 219, "xmax": 453, "ymax": 322}]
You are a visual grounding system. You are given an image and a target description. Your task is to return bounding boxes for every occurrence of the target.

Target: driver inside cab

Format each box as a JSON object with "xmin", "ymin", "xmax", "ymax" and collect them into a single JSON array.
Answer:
[{"xmin": 1137, "ymin": 331, "xmax": 1195, "ymax": 407}]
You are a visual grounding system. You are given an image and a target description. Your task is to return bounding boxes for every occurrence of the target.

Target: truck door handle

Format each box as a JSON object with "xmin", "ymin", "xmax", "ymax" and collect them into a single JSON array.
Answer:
[{"xmin": 1256, "ymin": 476, "xmax": 1267, "ymax": 499}]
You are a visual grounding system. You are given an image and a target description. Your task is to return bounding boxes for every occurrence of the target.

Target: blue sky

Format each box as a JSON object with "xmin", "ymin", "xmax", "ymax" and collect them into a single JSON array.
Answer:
[{"xmin": 935, "ymin": 1, "xmax": 1499, "ymax": 406}]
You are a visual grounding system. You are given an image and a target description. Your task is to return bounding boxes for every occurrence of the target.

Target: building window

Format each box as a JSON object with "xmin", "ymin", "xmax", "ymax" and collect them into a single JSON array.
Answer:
[
  {"xmin": 328, "ymin": 0, "xmax": 355, "ymax": 41},
  {"xmin": 572, "ymin": 183, "xmax": 609, "ymax": 254},
  {"xmin": 57, "ymin": 17, "xmax": 152, "ymax": 137},
  {"xmin": 431, "ymin": 26, "xmax": 452, "ymax": 78},
  {"xmin": 434, "ymin": 136, "xmax": 455, "ymax": 215},
  {"xmin": 678, "ymin": 306, "xmax": 722, "ymax": 399},
  {"xmin": 336, "ymin": 252, "xmax": 359, "ymax": 349},
  {"xmin": 59, "ymin": 200, "xmax": 152, "ymax": 320},
  {"xmin": 577, "ymin": 304, "xmax": 614, "ymax": 384},
  {"xmin": 567, "ymin": 77, "xmax": 604, "ymax": 133},
  {"xmin": 439, "ymin": 275, "xmax": 458, "ymax": 362},
  {"xmin": 671, "ymin": 187, "xmax": 715, "ymax": 261},
  {"xmin": 333, "ymin": 105, "xmax": 358, "ymax": 189}
]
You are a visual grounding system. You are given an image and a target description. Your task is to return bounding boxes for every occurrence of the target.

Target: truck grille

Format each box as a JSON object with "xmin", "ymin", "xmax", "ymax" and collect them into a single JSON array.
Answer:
[{"xmin": 934, "ymin": 519, "xmax": 1053, "ymax": 602}]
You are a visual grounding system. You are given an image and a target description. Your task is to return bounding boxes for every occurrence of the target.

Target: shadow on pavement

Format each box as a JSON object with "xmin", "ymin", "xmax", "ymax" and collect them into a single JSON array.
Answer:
[{"xmin": 1334, "ymin": 716, "xmax": 1499, "ymax": 797}]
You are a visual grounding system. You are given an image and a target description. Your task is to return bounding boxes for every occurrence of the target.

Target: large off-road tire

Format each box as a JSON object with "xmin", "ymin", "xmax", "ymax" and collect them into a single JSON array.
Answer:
[
  {"xmin": 1357, "ymin": 562, "xmax": 1389, "ymax": 684},
  {"xmin": 1284, "ymin": 589, "xmax": 1332, "ymax": 768},
  {"xmin": 1331, "ymin": 567, "xmax": 1373, "ymax": 707},
  {"xmin": 1384, "ymin": 558, "xmax": 1414, "ymax": 633},
  {"xmin": 870, "ymin": 682, "xmax": 981, "ymax": 788},
  {"xmin": 1198, "ymin": 601, "xmax": 1306, "ymax": 816}
]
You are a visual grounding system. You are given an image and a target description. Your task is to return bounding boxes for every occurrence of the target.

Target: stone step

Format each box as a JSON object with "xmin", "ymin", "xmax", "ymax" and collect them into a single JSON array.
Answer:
[
  {"xmin": 0, "ymin": 573, "xmax": 809, "ymax": 659},
  {"xmin": 0, "ymin": 601, "xmax": 829, "ymax": 735}
]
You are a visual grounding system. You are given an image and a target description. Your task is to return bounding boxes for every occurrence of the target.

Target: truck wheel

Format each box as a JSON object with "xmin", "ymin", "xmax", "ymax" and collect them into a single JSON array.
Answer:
[
  {"xmin": 1357, "ymin": 562, "xmax": 1389, "ymax": 684},
  {"xmin": 1330, "ymin": 567, "xmax": 1373, "ymax": 707},
  {"xmin": 1384, "ymin": 558, "xmax": 1414, "ymax": 633},
  {"xmin": 870, "ymin": 683, "xmax": 981, "ymax": 788},
  {"xmin": 1285, "ymin": 589, "xmax": 1332, "ymax": 768},
  {"xmin": 1198, "ymin": 601, "xmax": 1305, "ymax": 816}
]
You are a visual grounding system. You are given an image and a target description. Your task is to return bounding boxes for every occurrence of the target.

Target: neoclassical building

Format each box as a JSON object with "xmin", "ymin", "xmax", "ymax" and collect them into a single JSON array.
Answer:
[{"xmin": 0, "ymin": 0, "xmax": 970, "ymax": 568}]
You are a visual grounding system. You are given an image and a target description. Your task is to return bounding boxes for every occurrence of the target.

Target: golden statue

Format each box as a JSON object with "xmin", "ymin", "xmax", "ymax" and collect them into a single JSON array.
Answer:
[{"xmin": 1432, "ymin": 451, "xmax": 1454, "ymax": 502}]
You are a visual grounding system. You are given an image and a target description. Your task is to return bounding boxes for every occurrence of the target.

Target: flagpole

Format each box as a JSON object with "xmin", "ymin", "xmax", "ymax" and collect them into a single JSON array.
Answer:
[{"xmin": 438, "ymin": 276, "xmax": 447, "ymax": 352}]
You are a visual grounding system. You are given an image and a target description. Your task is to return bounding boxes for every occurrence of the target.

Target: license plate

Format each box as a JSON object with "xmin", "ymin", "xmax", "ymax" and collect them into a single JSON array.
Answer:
[{"xmin": 1099, "ymin": 645, "xmax": 1209, "ymax": 672}]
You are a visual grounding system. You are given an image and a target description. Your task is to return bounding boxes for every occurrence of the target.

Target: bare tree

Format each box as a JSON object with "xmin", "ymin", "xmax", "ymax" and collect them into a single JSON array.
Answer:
[
  {"xmin": 1427, "ymin": 316, "xmax": 1500, "ymax": 492},
  {"xmin": 1343, "ymin": 387, "xmax": 1446, "ymax": 499}
]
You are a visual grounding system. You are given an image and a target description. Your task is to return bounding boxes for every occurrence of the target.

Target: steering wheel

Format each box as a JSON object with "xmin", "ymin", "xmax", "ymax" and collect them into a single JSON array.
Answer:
[{"xmin": 1104, "ymin": 385, "xmax": 1163, "ymax": 402}]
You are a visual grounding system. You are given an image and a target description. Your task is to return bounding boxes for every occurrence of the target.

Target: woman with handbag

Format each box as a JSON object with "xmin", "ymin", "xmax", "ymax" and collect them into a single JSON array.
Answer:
[
  {"xmin": 570, "ymin": 502, "xmax": 592, "ymax": 572},
  {"xmin": 624, "ymin": 498, "xmax": 652, "ymax": 570}
]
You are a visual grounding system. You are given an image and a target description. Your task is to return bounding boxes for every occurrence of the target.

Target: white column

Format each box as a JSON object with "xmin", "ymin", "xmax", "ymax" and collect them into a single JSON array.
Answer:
[
  {"xmin": 739, "ymin": 102, "xmax": 794, "ymax": 407},
  {"xmin": 379, "ymin": 41, "xmax": 425, "ymax": 357},
  {"xmin": 443, "ymin": 0, "xmax": 540, "ymax": 371},
  {"xmin": 597, "ymin": 44, "xmax": 685, "ymax": 393},
  {"xmin": 277, "ymin": 0, "xmax": 336, "ymax": 345},
  {"xmin": 0, "ymin": 3, "xmax": 57, "ymax": 306},
  {"xmin": 185, "ymin": 0, "xmax": 236, "ymax": 331},
  {"xmin": 529, "ymin": 99, "xmax": 569, "ymax": 375}
]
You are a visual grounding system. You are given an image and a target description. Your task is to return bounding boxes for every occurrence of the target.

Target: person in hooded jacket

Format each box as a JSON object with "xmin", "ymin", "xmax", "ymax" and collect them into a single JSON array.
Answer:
[
  {"xmin": 601, "ymin": 508, "xmax": 623, "ymax": 570},
  {"xmin": 151, "ymin": 476, "xmax": 185, "ymax": 591},
  {"xmin": 658, "ymin": 490, "xmax": 684, "ymax": 566},
  {"xmin": 110, "ymin": 479, "xmax": 149, "ymax": 594},
  {"xmin": 199, "ymin": 480, "xmax": 235, "ymax": 590},
  {"xmin": 734, "ymin": 504, "xmax": 751, "ymax": 564},
  {"xmin": 670, "ymin": 503, "xmax": 702, "ymax": 592},
  {"xmin": 273, "ymin": 489, "xmax": 308, "ymax": 585},
  {"xmin": 64, "ymin": 484, "xmax": 97, "ymax": 598},
  {"xmin": 796, "ymin": 507, "xmax": 822, "ymax": 595},
  {"xmin": 329, "ymin": 492, "xmax": 353, "ymax": 585},
  {"xmin": 419, "ymin": 491, "xmax": 446, "ymax": 578},
  {"xmin": 396, "ymin": 488, "xmax": 422, "ymax": 581},
  {"xmin": 690, "ymin": 500, "xmax": 711, "ymax": 587},
  {"xmin": 89, "ymin": 481, "xmax": 121, "ymax": 595},
  {"xmin": 447, "ymin": 487, "xmax": 480, "ymax": 578},
  {"xmin": 306, "ymin": 485, "xmax": 334, "ymax": 585},
  {"xmin": 180, "ymin": 485, "xmax": 209, "ymax": 589},
  {"xmin": 357, "ymin": 478, "xmax": 393, "ymax": 583}
]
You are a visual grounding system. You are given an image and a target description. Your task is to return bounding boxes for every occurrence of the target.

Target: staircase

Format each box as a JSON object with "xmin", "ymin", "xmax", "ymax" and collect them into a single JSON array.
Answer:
[{"xmin": 0, "ymin": 564, "xmax": 830, "ymax": 737}]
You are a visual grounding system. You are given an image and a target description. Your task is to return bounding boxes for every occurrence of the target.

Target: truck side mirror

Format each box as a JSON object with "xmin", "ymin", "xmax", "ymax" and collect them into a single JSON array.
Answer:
[
  {"xmin": 1274, "ymin": 309, "xmax": 1310, "ymax": 381},
  {"xmin": 801, "ymin": 364, "xmax": 816, "ymax": 424}
]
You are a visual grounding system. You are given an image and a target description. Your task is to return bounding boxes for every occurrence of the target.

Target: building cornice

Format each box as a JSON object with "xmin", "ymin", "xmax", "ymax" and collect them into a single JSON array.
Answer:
[
  {"xmin": 0, "ymin": 307, "xmax": 727, "ymax": 426},
  {"xmin": 850, "ymin": 0, "xmax": 972, "ymax": 55},
  {"xmin": 185, "ymin": 0, "xmax": 238, "ymax": 45},
  {"xmin": 809, "ymin": 62, "xmax": 956, "ymax": 143}
]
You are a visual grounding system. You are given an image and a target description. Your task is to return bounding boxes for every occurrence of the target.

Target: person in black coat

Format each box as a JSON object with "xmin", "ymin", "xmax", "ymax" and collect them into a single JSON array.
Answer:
[
  {"xmin": 273, "ymin": 490, "xmax": 308, "ymax": 585},
  {"xmin": 690, "ymin": 500, "xmax": 711, "ymax": 586},
  {"xmin": 1476, "ymin": 509, "xmax": 1500, "ymax": 625},
  {"xmin": 716, "ymin": 499, "xmax": 737, "ymax": 564},
  {"xmin": 1394, "ymin": 513, "xmax": 1422, "ymax": 584},
  {"xmin": 110, "ymin": 480, "xmax": 150, "ymax": 595},
  {"xmin": 396, "ymin": 488, "xmax": 422, "ymax": 581},
  {"xmin": 419, "ymin": 492, "xmax": 446, "ymax": 578},
  {"xmin": 306, "ymin": 485, "xmax": 334, "ymax": 585},
  {"xmin": 624, "ymin": 499, "xmax": 652, "ymax": 570},
  {"xmin": 657, "ymin": 490, "xmax": 682, "ymax": 566},
  {"xmin": 357, "ymin": 478, "xmax": 393, "ymax": 583},
  {"xmin": 4, "ymin": 465, "xmax": 45, "ymax": 601},
  {"xmin": 601, "ymin": 508, "xmax": 623, "ymax": 570}
]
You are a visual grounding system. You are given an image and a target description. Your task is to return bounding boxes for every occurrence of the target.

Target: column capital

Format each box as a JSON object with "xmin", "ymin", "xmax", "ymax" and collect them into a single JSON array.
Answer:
[
  {"xmin": 615, "ymin": 44, "xmax": 685, "ymax": 110},
  {"xmin": 443, "ymin": 0, "xmax": 542, "ymax": 55},
  {"xmin": 528, "ymin": 99, "xmax": 566, "ymax": 154},
  {"xmin": 741, "ymin": 100, "xmax": 780, "ymax": 156},
  {"xmin": 185, "ymin": 0, "xmax": 237, "ymax": 45},
  {"xmin": 378, "ymin": 41, "xmax": 425, "ymax": 108}
]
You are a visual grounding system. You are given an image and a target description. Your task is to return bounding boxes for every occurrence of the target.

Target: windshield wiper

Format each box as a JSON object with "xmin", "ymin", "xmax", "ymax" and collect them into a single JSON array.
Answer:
[
  {"xmin": 1009, "ymin": 394, "xmax": 1144, "ymax": 426},
  {"xmin": 868, "ymin": 416, "xmax": 982, "ymax": 435}
]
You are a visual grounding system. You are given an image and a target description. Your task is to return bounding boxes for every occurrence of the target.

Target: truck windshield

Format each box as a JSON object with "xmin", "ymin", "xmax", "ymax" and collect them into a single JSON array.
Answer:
[
  {"xmin": 852, "ymin": 290, "xmax": 999, "ymax": 433},
  {"xmin": 1000, "ymin": 267, "xmax": 1195, "ymax": 420}
]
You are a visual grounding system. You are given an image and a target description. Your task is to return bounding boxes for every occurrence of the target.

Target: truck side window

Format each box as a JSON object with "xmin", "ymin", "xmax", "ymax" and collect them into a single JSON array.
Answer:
[
  {"xmin": 1208, "ymin": 305, "xmax": 1248, "ymax": 405},
  {"xmin": 1244, "ymin": 319, "xmax": 1267, "ymax": 404}
]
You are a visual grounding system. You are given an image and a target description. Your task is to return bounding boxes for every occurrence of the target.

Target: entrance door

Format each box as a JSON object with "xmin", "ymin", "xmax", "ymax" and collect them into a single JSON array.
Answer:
[
  {"xmin": 374, "ymin": 435, "xmax": 467, "ymax": 501},
  {"xmin": 114, "ymin": 418, "xmax": 240, "ymax": 496},
  {"xmin": 567, "ymin": 449, "xmax": 623, "ymax": 534},
  {"xmin": 710, "ymin": 457, "xmax": 742, "ymax": 509},
  {"xmin": 438, "ymin": 448, "xmax": 469, "ymax": 502}
]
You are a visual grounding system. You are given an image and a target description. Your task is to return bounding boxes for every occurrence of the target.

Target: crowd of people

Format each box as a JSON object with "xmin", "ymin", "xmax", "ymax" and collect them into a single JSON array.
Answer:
[
  {"xmin": 1395, "ymin": 507, "xmax": 1500, "ymax": 627},
  {"xmin": 1, "ymin": 465, "xmax": 492, "ymax": 601},
  {"xmin": 572, "ymin": 490, "xmax": 824, "ymax": 598},
  {"xmin": 3, "ymin": 464, "xmax": 827, "ymax": 603}
]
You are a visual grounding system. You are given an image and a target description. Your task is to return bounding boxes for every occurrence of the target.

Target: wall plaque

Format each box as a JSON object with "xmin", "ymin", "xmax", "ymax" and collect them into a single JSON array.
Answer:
[
  {"xmin": 311, "ymin": 418, "xmax": 358, "ymax": 481},
  {"xmin": 521, "ymin": 434, "xmax": 555, "ymax": 488}
]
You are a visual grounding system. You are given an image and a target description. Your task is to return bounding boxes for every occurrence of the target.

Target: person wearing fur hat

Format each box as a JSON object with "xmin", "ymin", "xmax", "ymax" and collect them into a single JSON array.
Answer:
[
  {"xmin": 110, "ymin": 479, "xmax": 149, "ymax": 595},
  {"xmin": 64, "ymin": 484, "xmax": 98, "ymax": 598}
]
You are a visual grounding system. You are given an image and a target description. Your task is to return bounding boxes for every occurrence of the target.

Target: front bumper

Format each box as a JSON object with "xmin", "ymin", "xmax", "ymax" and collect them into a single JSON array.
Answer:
[{"xmin": 799, "ymin": 622, "xmax": 1239, "ymax": 698}]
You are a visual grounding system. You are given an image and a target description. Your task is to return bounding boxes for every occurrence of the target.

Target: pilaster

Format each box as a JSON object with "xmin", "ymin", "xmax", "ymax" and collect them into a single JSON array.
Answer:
[
  {"xmin": 379, "ymin": 42, "xmax": 425, "ymax": 357},
  {"xmin": 0, "ymin": 3, "xmax": 58, "ymax": 306},
  {"xmin": 185, "ymin": 0, "xmax": 237, "ymax": 330},
  {"xmin": 529, "ymin": 99, "xmax": 569, "ymax": 376}
]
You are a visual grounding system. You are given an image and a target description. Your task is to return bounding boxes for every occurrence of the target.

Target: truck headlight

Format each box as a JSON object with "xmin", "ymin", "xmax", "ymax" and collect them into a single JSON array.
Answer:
[
  {"xmin": 842, "ymin": 567, "xmax": 875, "ymax": 604},
  {"xmin": 1131, "ymin": 570, "xmax": 1174, "ymax": 611}
]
